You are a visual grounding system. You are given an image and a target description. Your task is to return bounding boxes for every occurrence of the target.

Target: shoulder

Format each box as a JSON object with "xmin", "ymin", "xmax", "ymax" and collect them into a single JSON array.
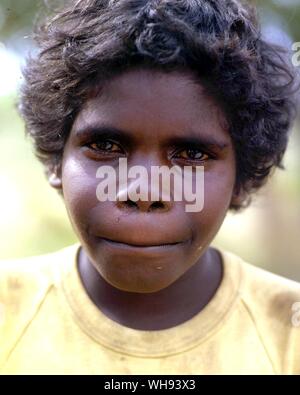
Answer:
[
  {"xmin": 0, "ymin": 243, "xmax": 80, "ymax": 368},
  {"xmin": 0, "ymin": 243, "xmax": 80, "ymax": 301},
  {"xmin": 236, "ymin": 253, "xmax": 300, "ymax": 324},
  {"xmin": 221, "ymin": 249, "xmax": 300, "ymax": 374}
]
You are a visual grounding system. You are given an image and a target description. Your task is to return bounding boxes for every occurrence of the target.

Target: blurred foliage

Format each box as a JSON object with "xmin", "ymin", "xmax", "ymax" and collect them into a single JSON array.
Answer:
[
  {"xmin": 0, "ymin": 95, "xmax": 77, "ymax": 257},
  {"xmin": 256, "ymin": 0, "xmax": 300, "ymax": 39},
  {"xmin": 0, "ymin": 0, "xmax": 40, "ymax": 40},
  {"xmin": 0, "ymin": 0, "xmax": 299, "ymax": 281},
  {"xmin": 0, "ymin": 1, "xmax": 300, "ymax": 41}
]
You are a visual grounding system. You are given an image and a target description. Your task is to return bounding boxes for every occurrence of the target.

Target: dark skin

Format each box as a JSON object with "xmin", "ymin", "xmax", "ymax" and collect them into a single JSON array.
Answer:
[{"xmin": 50, "ymin": 68, "xmax": 240, "ymax": 330}]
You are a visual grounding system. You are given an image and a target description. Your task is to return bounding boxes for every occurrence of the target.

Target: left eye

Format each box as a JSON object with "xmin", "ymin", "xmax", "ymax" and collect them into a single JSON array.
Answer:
[
  {"xmin": 175, "ymin": 148, "xmax": 209, "ymax": 161},
  {"xmin": 88, "ymin": 140, "xmax": 122, "ymax": 152}
]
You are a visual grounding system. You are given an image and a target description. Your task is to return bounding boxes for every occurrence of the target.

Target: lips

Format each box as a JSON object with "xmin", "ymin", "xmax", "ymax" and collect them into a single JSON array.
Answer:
[
  {"xmin": 99, "ymin": 236, "xmax": 184, "ymax": 248},
  {"xmin": 88, "ymin": 208, "xmax": 191, "ymax": 250},
  {"xmin": 95, "ymin": 237, "xmax": 189, "ymax": 256}
]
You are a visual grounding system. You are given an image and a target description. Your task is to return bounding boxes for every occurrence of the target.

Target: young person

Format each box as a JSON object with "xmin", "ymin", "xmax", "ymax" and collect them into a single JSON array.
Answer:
[{"xmin": 0, "ymin": 0, "xmax": 299, "ymax": 374}]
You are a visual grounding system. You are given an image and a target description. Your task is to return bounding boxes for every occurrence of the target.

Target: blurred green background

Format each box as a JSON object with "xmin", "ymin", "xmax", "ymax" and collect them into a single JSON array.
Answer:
[{"xmin": 0, "ymin": 0, "xmax": 299, "ymax": 280}]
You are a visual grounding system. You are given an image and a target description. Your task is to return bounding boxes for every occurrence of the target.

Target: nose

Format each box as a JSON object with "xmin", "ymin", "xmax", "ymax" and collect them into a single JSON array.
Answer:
[
  {"xmin": 116, "ymin": 197, "xmax": 170, "ymax": 213},
  {"xmin": 115, "ymin": 179, "xmax": 172, "ymax": 213}
]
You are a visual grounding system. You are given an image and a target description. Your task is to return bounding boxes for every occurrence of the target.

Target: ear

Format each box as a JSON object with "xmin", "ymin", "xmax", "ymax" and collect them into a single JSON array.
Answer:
[
  {"xmin": 49, "ymin": 173, "xmax": 62, "ymax": 189},
  {"xmin": 230, "ymin": 185, "xmax": 245, "ymax": 208},
  {"xmin": 48, "ymin": 168, "xmax": 62, "ymax": 190}
]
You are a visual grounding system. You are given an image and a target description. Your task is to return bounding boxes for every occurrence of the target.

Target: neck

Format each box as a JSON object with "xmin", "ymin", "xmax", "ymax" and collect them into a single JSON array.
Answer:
[{"xmin": 78, "ymin": 246, "xmax": 223, "ymax": 330}]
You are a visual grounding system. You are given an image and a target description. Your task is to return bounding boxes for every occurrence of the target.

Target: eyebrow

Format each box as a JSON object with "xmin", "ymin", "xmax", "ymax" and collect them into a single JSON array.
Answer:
[
  {"xmin": 74, "ymin": 124, "xmax": 135, "ymax": 146},
  {"xmin": 166, "ymin": 135, "xmax": 229, "ymax": 151},
  {"xmin": 73, "ymin": 122, "xmax": 229, "ymax": 151}
]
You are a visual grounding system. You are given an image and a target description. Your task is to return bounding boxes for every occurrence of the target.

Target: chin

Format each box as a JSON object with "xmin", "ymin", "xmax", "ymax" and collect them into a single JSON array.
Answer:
[
  {"xmin": 98, "ymin": 263, "xmax": 181, "ymax": 294},
  {"xmin": 105, "ymin": 278, "xmax": 175, "ymax": 294},
  {"xmin": 87, "ymin": 239, "xmax": 192, "ymax": 293}
]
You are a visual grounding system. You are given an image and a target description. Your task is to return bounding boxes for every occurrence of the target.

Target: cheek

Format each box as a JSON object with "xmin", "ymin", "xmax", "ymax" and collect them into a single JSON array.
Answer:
[
  {"xmin": 204, "ymin": 168, "xmax": 235, "ymax": 212},
  {"xmin": 61, "ymin": 155, "xmax": 99, "ymax": 236},
  {"xmin": 190, "ymin": 167, "xmax": 235, "ymax": 242}
]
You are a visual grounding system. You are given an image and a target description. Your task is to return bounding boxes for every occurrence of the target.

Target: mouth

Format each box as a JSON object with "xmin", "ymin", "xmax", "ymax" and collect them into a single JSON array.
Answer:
[
  {"xmin": 95, "ymin": 236, "xmax": 189, "ymax": 254},
  {"xmin": 100, "ymin": 237, "xmax": 183, "ymax": 248}
]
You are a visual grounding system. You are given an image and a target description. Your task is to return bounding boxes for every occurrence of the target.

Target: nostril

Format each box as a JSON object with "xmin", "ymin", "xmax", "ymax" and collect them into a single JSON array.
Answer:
[
  {"xmin": 124, "ymin": 200, "xmax": 138, "ymax": 209},
  {"xmin": 118, "ymin": 199, "xmax": 167, "ymax": 212},
  {"xmin": 150, "ymin": 201, "xmax": 165, "ymax": 210}
]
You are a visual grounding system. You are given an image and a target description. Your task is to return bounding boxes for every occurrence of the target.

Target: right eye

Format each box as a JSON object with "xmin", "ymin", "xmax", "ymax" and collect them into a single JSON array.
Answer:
[{"xmin": 87, "ymin": 139, "xmax": 123, "ymax": 153}]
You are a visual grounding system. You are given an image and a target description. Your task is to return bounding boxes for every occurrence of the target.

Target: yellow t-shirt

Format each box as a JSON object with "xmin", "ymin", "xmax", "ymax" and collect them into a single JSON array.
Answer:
[{"xmin": 0, "ymin": 243, "xmax": 299, "ymax": 375}]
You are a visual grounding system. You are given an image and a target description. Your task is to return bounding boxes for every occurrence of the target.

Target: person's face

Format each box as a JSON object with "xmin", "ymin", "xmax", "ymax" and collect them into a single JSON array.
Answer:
[{"xmin": 58, "ymin": 68, "xmax": 237, "ymax": 293}]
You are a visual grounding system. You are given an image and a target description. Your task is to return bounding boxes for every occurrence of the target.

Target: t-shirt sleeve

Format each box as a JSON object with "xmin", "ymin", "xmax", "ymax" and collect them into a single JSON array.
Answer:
[
  {"xmin": 0, "ymin": 259, "xmax": 51, "ymax": 370},
  {"xmin": 285, "ymin": 301, "xmax": 300, "ymax": 374},
  {"xmin": 240, "ymin": 261, "xmax": 300, "ymax": 375}
]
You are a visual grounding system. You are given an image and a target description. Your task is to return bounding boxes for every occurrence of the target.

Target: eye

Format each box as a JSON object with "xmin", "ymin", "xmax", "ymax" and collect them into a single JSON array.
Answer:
[
  {"xmin": 174, "ymin": 147, "xmax": 210, "ymax": 161},
  {"xmin": 87, "ymin": 139, "xmax": 123, "ymax": 153}
]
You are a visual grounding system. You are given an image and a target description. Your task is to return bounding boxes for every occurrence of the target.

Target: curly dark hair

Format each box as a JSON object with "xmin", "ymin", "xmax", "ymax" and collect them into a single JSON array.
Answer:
[{"xmin": 19, "ymin": 0, "xmax": 298, "ymax": 210}]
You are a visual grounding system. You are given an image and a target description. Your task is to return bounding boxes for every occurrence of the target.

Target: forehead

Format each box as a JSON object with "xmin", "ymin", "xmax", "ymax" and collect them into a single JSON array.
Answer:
[{"xmin": 73, "ymin": 68, "xmax": 229, "ymax": 140}]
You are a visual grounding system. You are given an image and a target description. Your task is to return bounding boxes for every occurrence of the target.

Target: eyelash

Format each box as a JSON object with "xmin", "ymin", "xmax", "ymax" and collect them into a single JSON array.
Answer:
[
  {"xmin": 84, "ymin": 138, "xmax": 214, "ymax": 163},
  {"xmin": 85, "ymin": 139, "xmax": 124, "ymax": 154},
  {"xmin": 172, "ymin": 147, "xmax": 213, "ymax": 162}
]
